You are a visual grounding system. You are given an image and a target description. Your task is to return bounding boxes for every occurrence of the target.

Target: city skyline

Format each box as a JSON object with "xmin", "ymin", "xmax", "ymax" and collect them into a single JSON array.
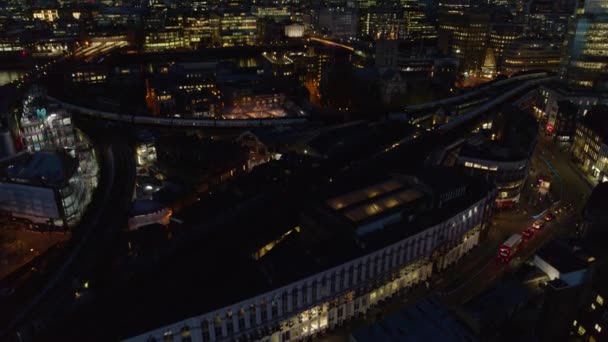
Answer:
[{"xmin": 0, "ymin": 0, "xmax": 607, "ymax": 341}]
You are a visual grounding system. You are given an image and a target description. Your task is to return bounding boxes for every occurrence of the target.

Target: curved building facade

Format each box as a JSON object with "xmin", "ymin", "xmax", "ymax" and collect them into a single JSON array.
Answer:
[
  {"xmin": 458, "ymin": 156, "xmax": 529, "ymax": 207},
  {"xmin": 456, "ymin": 105, "xmax": 538, "ymax": 208},
  {"xmin": 125, "ymin": 171, "xmax": 495, "ymax": 342}
]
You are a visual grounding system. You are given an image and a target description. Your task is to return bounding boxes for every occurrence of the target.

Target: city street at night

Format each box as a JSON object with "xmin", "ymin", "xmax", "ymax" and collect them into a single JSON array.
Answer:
[{"xmin": 1, "ymin": 1, "xmax": 608, "ymax": 341}]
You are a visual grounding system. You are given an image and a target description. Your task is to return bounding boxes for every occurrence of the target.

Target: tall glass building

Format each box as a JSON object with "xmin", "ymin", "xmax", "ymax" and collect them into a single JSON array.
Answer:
[{"xmin": 563, "ymin": 0, "xmax": 608, "ymax": 91}]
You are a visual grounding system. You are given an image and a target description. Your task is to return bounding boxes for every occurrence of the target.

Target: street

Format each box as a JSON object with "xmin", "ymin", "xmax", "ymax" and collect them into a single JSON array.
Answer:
[
  {"xmin": 319, "ymin": 132, "xmax": 593, "ymax": 341},
  {"xmin": 440, "ymin": 132, "xmax": 592, "ymax": 304}
]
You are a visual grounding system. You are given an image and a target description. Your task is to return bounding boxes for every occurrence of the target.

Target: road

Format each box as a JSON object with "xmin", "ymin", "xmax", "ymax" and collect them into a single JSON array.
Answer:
[
  {"xmin": 320, "ymin": 132, "xmax": 593, "ymax": 342},
  {"xmin": 439, "ymin": 133, "xmax": 592, "ymax": 304}
]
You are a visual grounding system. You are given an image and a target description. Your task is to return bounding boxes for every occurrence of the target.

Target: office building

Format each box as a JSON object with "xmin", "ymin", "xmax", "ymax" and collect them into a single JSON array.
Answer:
[
  {"xmin": 152, "ymin": 61, "xmax": 221, "ymax": 118},
  {"xmin": 257, "ymin": 18, "xmax": 286, "ymax": 44},
  {"xmin": 535, "ymin": 83, "xmax": 606, "ymax": 131},
  {"xmin": 552, "ymin": 100, "xmax": 579, "ymax": 142},
  {"xmin": 438, "ymin": 0, "xmax": 472, "ymax": 15},
  {"xmin": 70, "ymin": 66, "xmax": 109, "ymax": 85},
  {"xmin": 488, "ymin": 24, "xmax": 523, "ymax": 71},
  {"xmin": 32, "ymin": 8, "xmax": 59, "ymax": 22},
  {"xmin": 570, "ymin": 287, "xmax": 607, "ymax": 341},
  {"xmin": 144, "ymin": 29, "xmax": 188, "ymax": 51},
  {"xmin": 403, "ymin": 0, "xmax": 438, "ymax": 42},
  {"xmin": 0, "ymin": 151, "xmax": 92, "ymax": 228},
  {"xmin": 211, "ymin": 10, "xmax": 258, "ymax": 47},
  {"xmin": 572, "ymin": 105, "xmax": 608, "ymax": 185},
  {"xmin": 501, "ymin": 39, "xmax": 562, "ymax": 76},
  {"xmin": 438, "ymin": 13, "xmax": 490, "ymax": 74},
  {"xmin": 19, "ymin": 107, "xmax": 76, "ymax": 153},
  {"xmin": 525, "ymin": 0, "xmax": 575, "ymax": 40},
  {"xmin": 361, "ymin": 6, "xmax": 403, "ymax": 40},
  {"xmin": 360, "ymin": 3, "xmax": 436, "ymax": 42},
  {"xmin": 184, "ymin": 16, "xmax": 212, "ymax": 47},
  {"xmin": 456, "ymin": 105, "xmax": 538, "ymax": 208},
  {"xmin": 319, "ymin": 7, "xmax": 358, "ymax": 38},
  {"xmin": 124, "ymin": 168, "xmax": 495, "ymax": 342},
  {"xmin": 534, "ymin": 241, "xmax": 593, "ymax": 341},
  {"xmin": 253, "ymin": 6, "xmax": 291, "ymax": 22},
  {"xmin": 136, "ymin": 141, "xmax": 158, "ymax": 175},
  {"xmin": 563, "ymin": 0, "xmax": 608, "ymax": 91},
  {"xmin": 94, "ymin": 7, "xmax": 143, "ymax": 28}
]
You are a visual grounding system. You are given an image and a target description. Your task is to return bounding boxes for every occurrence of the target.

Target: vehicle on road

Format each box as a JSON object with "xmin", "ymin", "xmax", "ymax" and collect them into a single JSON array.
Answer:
[
  {"xmin": 544, "ymin": 212, "xmax": 555, "ymax": 221},
  {"xmin": 522, "ymin": 228, "xmax": 535, "ymax": 241},
  {"xmin": 532, "ymin": 220, "xmax": 545, "ymax": 230},
  {"xmin": 498, "ymin": 234, "xmax": 522, "ymax": 263}
]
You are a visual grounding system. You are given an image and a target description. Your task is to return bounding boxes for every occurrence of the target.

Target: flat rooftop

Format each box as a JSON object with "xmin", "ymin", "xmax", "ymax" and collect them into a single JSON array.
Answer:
[
  {"xmin": 536, "ymin": 240, "xmax": 589, "ymax": 274},
  {"xmin": 352, "ymin": 296, "xmax": 475, "ymax": 342},
  {"xmin": 460, "ymin": 280, "xmax": 529, "ymax": 324},
  {"xmin": 459, "ymin": 105, "xmax": 538, "ymax": 162},
  {"xmin": 0, "ymin": 150, "xmax": 78, "ymax": 188},
  {"xmin": 327, "ymin": 178, "xmax": 423, "ymax": 224}
]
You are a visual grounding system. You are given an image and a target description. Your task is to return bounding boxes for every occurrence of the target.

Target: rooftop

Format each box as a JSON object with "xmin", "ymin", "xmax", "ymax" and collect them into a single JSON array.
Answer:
[
  {"xmin": 536, "ymin": 240, "xmax": 589, "ymax": 274},
  {"xmin": 0, "ymin": 150, "xmax": 78, "ymax": 188},
  {"xmin": 352, "ymin": 296, "xmax": 476, "ymax": 342},
  {"xmin": 460, "ymin": 280, "xmax": 529, "ymax": 327},
  {"xmin": 459, "ymin": 105, "xmax": 538, "ymax": 162},
  {"xmin": 80, "ymin": 167, "xmax": 491, "ymax": 340},
  {"xmin": 131, "ymin": 200, "xmax": 166, "ymax": 216},
  {"xmin": 303, "ymin": 120, "xmax": 414, "ymax": 162},
  {"xmin": 326, "ymin": 178, "xmax": 423, "ymax": 224}
]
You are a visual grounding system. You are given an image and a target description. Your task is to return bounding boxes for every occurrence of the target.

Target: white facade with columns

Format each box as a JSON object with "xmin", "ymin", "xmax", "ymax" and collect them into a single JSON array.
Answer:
[{"xmin": 125, "ymin": 193, "xmax": 494, "ymax": 342}]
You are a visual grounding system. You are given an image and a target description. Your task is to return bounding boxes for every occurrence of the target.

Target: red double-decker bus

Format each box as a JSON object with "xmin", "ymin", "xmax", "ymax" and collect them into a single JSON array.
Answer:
[{"xmin": 498, "ymin": 234, "xmax": 522, "ymax": 263}]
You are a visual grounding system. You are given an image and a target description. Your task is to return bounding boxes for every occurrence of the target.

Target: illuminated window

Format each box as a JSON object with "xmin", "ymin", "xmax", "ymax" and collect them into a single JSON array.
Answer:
[
  {"xmin": 578, "ymin": 326, "xmax": 586, "ymax": 336},
  {"xmin": 597, "ymin": 295, "xmax": 604, "ymax": 305},
  {"xmin": 596, "ymin": 324, "xmax": 602, "ymax": 333},
  {"xmin": 180, "ymin": 326, "xmax": 191, "ymax": 342},
  {"xmin": 573, "ymin": 320, "xmax": 578, "ymax": 326}
]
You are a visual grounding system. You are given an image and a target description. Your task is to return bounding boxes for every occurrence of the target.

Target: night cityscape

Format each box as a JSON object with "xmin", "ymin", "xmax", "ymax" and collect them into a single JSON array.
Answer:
[{"xmin": 0, "ymin": 0, "xmax": 607, "ymax": 341}]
